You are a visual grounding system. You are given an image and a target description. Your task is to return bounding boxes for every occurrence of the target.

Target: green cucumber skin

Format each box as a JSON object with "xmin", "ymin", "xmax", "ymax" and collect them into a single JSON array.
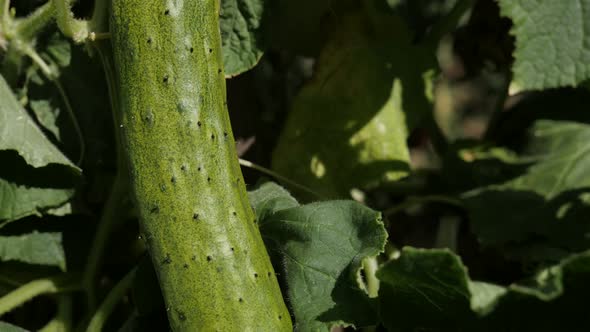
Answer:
[{"xmin": 110, "ymin": 1, "xmax": 292, "ymax": 330}]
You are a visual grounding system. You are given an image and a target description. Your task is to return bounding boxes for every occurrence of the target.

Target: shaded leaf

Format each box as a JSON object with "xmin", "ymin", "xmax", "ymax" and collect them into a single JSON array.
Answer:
[
  {"xmin": 487, "ymin": 88, "xmax": 590, "ymax": 144},
  {"xmin": 377, "ymin": 247, "xmax": 475, "ymax": 331},
  {"xmin": 272, "ymin": 12, "xmax": 435, "ymax": 198},
  {"xmin": 259, "ymin": 199, "xmax": 387, "ymax": 331},
  {"xmin": 266, "ymin": 0, "xmax": 355, "ymax": 56},
  {"xmin": 479, "ymin": 250, "xmax": 590, "ymax": 330},
  {"xmin": 498, "ymin": 0, "xmax": 590, "ymax": 90},
  {"xmin": 43, "ymin": 33, "xmax": 71, "ymax": 68},
  {"xmin": 0, "ymin": 231, "xmax": 66, "ymax": 270},
  {"xmin": 0, "ymin": 75, "xmax": 77, "ymax": 171},
  {"xmin": 220, "ymin": 0, "xmax": 266, "ymax": 76},
  {"xmin": 463, "ymin": 120, "xmax": 590, "ymax": 256},
  {"xmin": 378, "ymin": 247, "xmax": 590, "ymax": 331}
]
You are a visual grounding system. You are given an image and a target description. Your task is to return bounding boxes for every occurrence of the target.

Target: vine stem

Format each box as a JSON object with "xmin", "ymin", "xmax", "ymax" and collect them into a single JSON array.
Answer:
[
  {"xmin": 55, "ymin": 79, "xmax": 85, "ymax": 165},
  {"xmin": 0, "ymin": 276, "xmax": 80, "ymax": 316},
  {"xmin": 238, "ymin": 158, "xmax": 325, "ymax": 199},
  {"xmin": 85, "ymin": 267, "xmax": 137, "ymax": 332}
]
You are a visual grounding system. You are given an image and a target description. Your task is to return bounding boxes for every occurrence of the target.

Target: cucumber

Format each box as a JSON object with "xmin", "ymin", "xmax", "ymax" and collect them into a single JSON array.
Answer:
[{"xmin": 110, "ymin": 1, "xmax": 292, "ymax": 330}]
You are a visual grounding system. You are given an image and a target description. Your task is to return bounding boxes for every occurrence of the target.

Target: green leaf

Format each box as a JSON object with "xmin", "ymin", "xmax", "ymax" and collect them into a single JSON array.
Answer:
[
  {"xmin": 43, "ymin": 33, "xmax": 71, "ymax": 68},
  {"xmin": 462, "ymin": 120, "xmax": 590, "ymax": 255},
  {"xmin": 258, "ymin": 199, "xmax": 387, "ymax": 331},
  {"xmin": 468, "ymin": 281, "xmax": 507, "ymax": 316},
  {"xmin": 0, "ymin": 75, "xmax": 78, "ymax": 223},
  {"xmin": 29, "ymin": 99, "xmax": 61, "ymax": 140},
  {"xmin": 220, "ymin": 0, "xmax": 266, "ymax": 76},
  {"xmin": 480, "ymin": 250, "xmax": 590, "ymax": 330},
  {"xmin": 498, "ymin": 0, "xmax": 590, "ymax": 90},
  {"xmin": 0, "ymin": 179, "xmax": 74, "ymax": 222},
  {"xmin": 248, "ymin": 181, "xmax": 298, "ymax": 221},
  {"xmin": 377, "ymin": 247, "xmax": 475, "ymax": 331},
  {"xmin": 272, "ymin": 12, "xmax": 435, "ymax": 198},
  {"xmin": 0, "ymin": 75, "xmax": 77, "ymax": 171},
  {"xmin": 0, "ymin": 322, "xmax": 29, "ymax": 332},
  {"xmin": 378, "ymin": 247, "xmax": 590, "ymax": 331},
  {"xmin": 0, "ymin": 231, "xmax": 66, "ymax": 270}
]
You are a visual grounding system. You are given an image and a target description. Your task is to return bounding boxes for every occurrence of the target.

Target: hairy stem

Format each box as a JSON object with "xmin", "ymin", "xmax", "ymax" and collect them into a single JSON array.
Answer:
[
  {"xmin": 14, "ymin": 1, "xmax": 55, "ymax": 41},
  {"xmin": 53, "ymin": 0, "xmax": 89, "ymax": 43}
]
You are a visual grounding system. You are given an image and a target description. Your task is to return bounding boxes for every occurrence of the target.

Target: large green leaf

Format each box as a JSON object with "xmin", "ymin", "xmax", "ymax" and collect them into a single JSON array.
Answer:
[
  {"xmin": 256, "ymin": 195, "xmax": 387, "ymax": 331},
  {"xmin": 0, "ymin": 179, "xmax": 73, "ymax": 222},
  {"xmin": 462, "ymin": 120, "xmax": 590, "ymax": 256},
  {"xmin": 0, "ymin": 231, "xmax": 66, "ymax": 270},
  {"xmin": 220, "ymin": 0, "xmax": 266, "ymax": 76},
  {"xmin": 272, "ymin": 11, "xmax": 435, "ymax": 198},
  {"xmin": 0, "ymin": 75, "xmax": 77, "ymax": 171},
  {"xmin": 498, "ymin": 0, "xmax": 590, "ymax": 90},
  {"xmin": 378, "ymin": 247, "xmax": 590, "ymax": 331}
]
